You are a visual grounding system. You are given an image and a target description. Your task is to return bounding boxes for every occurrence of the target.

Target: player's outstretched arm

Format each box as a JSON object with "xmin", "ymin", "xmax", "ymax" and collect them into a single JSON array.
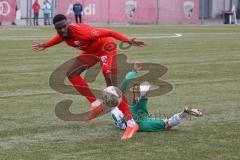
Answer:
[
  {"xmin": 128, "ymin": 38, "xmax": 146, "ymax": 47},
  {"xmin": 120, "ymin": 61, "xmax": 142, "ymax": 92},
  {"xmin": 90, "ymin": 27, "xmax": 146, "ymax": 47},
  {"xmin": 32, "ymin": 42, "xmax": 46, "ymax": 52},
  {"xmin": 107, "ymin": 30, "xmax": 146, "ymax": 47},
  {"xmin": 32, "ymin": 35, "xmax": 63, "ymax": 52}
]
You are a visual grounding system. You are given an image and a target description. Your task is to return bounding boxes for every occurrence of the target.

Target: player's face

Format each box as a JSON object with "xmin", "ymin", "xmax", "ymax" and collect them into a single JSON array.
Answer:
[
  {"xmin": 132, "ymin": 84, "xmax": 141, "ymax": 103},
  {"xmin": 54, "ymin": 20, "xmax": 70, "ymax": 38},
  {"xmin": 132, "ymin": 84, "xmax": 140, "ymax": 95}
]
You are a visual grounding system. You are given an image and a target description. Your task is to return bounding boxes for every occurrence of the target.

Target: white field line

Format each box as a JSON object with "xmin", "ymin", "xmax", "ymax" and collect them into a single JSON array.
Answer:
[
  {"xmin": 0, "ymin": 34, "xmax": 183, "ymax": 41},
  {"xmin": 0, "ymin": 91, "xmax": 57, "ymax": 98},
  {"xmin": 1, "ymin": 32, "xmax": 240, "ymax": 41},
  {"xmin": 0, "ymin": 35, "xmax": 51, "ymax": 41},
  {"xmin": 182, "ymin": 32, "xmax": 240, "ymax": 35},
  {"xmin": 0, "ymin": 28, "xmax": 41, "ymax": 31},
  {"xmin": 0, "ymin": 35, "xmax": 49, "ymax": 37},
  {"xmin": 1, "ymin": 77, "xmax": 239, "ymax": 98},
  {"xmin": 136, "ymin": 33, "xmax": 182, "ymax": 39}
]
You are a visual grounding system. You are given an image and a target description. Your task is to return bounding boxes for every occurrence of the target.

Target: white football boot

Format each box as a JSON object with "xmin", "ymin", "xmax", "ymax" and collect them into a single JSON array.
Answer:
[{"xmin": 184, "ymin": 108, "xmax": 203, "ymax": 117}]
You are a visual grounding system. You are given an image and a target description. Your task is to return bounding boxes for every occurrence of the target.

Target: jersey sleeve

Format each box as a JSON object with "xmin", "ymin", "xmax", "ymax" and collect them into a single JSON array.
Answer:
[
  {"xmin": 89, "ymin": 26, "xmax": 130, "ymax": 42},
  {"xmin": 120, "ymin": 70, "xmax": 138, "ymax": 93},
  {"xmin": 43, "ymin": 34, "xmax": 63, "ymax": 48},
  {"xmin": 135, "ymin": 98, "xmax": 149, "ymax": 111}
]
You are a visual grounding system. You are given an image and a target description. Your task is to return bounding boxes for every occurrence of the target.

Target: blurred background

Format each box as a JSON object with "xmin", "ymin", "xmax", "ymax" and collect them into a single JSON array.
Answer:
[{"xmin": 1, "ymin": 0, "xmax": 240, "ymax": 26}]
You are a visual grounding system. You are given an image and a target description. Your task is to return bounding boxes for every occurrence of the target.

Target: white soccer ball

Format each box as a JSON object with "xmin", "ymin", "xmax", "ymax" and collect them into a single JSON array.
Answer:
[{"xmin": 102, "ymin": 86, "xmax": 122, "ymax": 108}]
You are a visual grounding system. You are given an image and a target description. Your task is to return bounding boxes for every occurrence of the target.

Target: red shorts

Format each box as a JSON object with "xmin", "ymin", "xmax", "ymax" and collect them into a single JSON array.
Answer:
[{"xmin": 77, "ymin": 37, "xmax": 117, "ymax": 75}]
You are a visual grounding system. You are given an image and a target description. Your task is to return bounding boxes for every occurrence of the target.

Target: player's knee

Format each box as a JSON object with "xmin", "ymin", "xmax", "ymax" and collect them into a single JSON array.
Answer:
[
  {"xmin": 66, "ymin": 70, "xmax": 82, "ymax": 79},
  {"xmin": 105, "ymin": 78, "xmax": 117, "ymax": 86},
  {"xmin": 66, "ymin": 65, "xmax": 87, "ymax": 79},
  {"xmin": 104, "ymin": 73, "xmax": 117, "ymax": 86},
  {"xmin": 165, "ymin": 122, "xmax": 172, "ymax": 129}
]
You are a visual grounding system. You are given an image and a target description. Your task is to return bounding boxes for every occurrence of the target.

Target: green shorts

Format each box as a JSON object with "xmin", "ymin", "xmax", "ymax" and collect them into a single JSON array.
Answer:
[{"xmin": 138, "ymin": 118, "xmax": 166, "ymax": 132}]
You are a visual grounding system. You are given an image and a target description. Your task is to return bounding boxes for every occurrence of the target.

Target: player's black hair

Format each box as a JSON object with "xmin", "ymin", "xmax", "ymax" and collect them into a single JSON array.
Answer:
[
  {"xmin": 53, "ymin": 14, "xmax": 67, "ymax": 24},
  {"xmin": 132, "ymin": 83, "xmax": 140, "ymax": 105}
]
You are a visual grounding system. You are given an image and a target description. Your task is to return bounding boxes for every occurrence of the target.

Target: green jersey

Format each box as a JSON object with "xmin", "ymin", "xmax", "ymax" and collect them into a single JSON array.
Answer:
[
  {"xmin": 111, "ymin": 70, "xmax": 166, "ymax": 132},
  {"xmin": 130, "ymin": 98, "xmax": 150, "ymax": 123}
]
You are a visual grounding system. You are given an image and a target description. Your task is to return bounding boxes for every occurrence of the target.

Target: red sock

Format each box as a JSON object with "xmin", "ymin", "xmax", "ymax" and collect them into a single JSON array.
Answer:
[
  {"xmin": 118, "ymin": 96, "xmax": 133, "ymax": 121},
  {"xmin": 69, "ymin": 76, "xmax": 97, "ymax": 103}
]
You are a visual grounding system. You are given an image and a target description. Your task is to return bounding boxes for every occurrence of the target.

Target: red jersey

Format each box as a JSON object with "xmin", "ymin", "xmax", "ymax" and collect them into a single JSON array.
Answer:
[
  {"xmin": 32, "ymin": 2, "xmax": 40, "ymax": 14},
  {"xmin": 43, "ymin": 24, "xmax": 130, "ymax": 54}
]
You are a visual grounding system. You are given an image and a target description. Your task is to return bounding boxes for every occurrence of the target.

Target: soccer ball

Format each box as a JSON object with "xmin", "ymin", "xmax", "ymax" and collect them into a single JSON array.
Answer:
[{"xmin": 102, "ymin": 86, "xmax": 122, "ymax": 108}]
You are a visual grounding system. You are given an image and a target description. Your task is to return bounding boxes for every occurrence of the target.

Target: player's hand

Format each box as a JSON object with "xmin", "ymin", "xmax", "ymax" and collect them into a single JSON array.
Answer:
[
  {"xmin": 32, "ymin": 42, "xmax": 46, "ymax": 52},
  {"xmin": 129, "ymin": 38, "xmax": 146, "ymax": 47},
  {"xmin": 133, "ymin": 61, "xmax": 142, "ymax": 72}
]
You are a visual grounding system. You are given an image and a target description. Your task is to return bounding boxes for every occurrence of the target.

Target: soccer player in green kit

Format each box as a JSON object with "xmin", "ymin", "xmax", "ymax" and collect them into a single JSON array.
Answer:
[{"xmin": 108, "ymin": 62, "xmax": 203, "ymax": 132}]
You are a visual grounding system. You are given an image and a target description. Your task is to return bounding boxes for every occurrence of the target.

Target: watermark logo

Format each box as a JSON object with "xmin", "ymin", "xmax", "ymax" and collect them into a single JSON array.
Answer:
[
  {"xmin": 125, "ymin": 0, "xmax": 137, "ymax": 19},
  {"xmin": 0, "ymin": 1, "xmax": 10, "ymax": 16},
  {"xmin": 183, "ymin": 1, "xmax": 194, "ymax": 19},
  {"xmin": 50, "ymin": 54, "xmax": 173, "ymax": 121}
]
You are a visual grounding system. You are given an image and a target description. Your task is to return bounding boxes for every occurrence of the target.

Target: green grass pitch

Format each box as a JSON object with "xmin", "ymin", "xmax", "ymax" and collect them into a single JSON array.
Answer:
[{"xmin": 0, "ymin": 25, "xmax": 240, "ymax": 160}]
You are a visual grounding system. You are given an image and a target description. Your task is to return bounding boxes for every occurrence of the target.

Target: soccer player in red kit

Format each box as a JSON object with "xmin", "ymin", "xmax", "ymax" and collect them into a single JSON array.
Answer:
[{"xmin": 32, "ymin": 14, "xmax": 145, "ymax": 140}]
